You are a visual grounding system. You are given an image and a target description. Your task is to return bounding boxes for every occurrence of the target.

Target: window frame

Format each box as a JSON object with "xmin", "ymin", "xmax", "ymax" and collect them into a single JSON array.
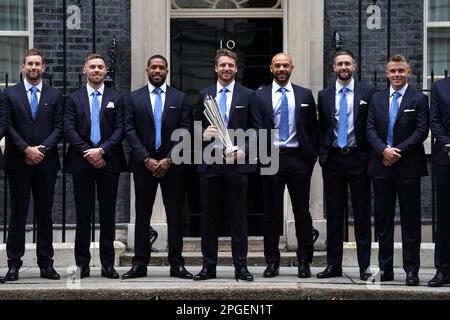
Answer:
[{"xmin": 424, "ymin": 0, "xmax": 450, "ymax": 89}]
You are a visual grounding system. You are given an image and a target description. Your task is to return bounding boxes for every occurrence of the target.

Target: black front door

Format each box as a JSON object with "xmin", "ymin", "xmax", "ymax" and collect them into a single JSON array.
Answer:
[{"xmin": 170, "ymin": 18, "xmax": 283, "ymax": 237}]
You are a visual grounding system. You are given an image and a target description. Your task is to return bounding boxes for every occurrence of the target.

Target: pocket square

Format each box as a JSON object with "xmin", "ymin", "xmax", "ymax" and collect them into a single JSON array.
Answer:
[
  {"xmin": 404, "ymin": 109, "xmax": 415, "ymax": 113},
  {"xmin": 300, "ymin": 103, "xmax": 309, "ymax": 107},
  {"xmin": 169, "ymin": 106, "xmax": 180, "ymax": 109},
  {"xmin": 235, "ymin": 105, "xmax": 247, "ymax": 109},
  {"xmin": 360, "ymin": 100, "xmax": 368, "ymax": 105},
  {"xmin": 106, "ymin": 102, "xmax": 115, "ymax": 109}
]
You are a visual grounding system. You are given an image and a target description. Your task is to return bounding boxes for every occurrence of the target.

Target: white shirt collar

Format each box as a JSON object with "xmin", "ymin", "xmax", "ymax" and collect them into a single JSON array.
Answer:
[
  {"xmin": 272, "ymin": 81, "xmax": 294, "ymax": 94},
  {"xmin": 390, "ymin": 83, "xmax": 408, "ymax": 97},
  {"xmin": 24, "ymin": 78, "xmax": 43, "ymax": 92},
  {"xmin": 148, "ymin": 82, "xmax": 167, "ymax": 94},
  {"xmin": 217, "ymin": 80, "xmax": 235, "ymax": 94},
  {"xmin": 336, "ymin": 78, "xmax": 354, "ymax": 93},
  {"xmin": 87, "ymin": 83, "xmax": 105, "ymax": 96}
]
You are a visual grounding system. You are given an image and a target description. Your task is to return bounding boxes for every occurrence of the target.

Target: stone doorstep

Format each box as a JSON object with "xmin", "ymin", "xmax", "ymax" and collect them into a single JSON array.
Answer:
[
  {"xmin": 0, "ymin": 242, "xmax": 126, "ymax": 268},
  {"xmin": 0, "ymin": 242, "xmax": 436, "ymax": 268}
]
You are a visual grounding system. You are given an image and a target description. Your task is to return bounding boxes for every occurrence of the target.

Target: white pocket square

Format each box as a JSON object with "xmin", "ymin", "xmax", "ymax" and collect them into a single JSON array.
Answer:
[
  {"xmin": 106, "ymin": 102, "xmax": 115, "ymax": 109},
  {"xmin": 170, "ymin": 106, "xmax": 179, "ymax": 109},
  {"xmin": 236, "ymin": 105, "xmax": 247, "ymax": 109},
  {"xmin": 300, "ymin": 103, "xmax": 309, "ymax": 107},
  {"xmin": 404, "ymin": 109, "xmax": 415, "ymax": 113},
  {"xmin": 360, "ymin": 100, "xmax": 368, "ymax": 105}
]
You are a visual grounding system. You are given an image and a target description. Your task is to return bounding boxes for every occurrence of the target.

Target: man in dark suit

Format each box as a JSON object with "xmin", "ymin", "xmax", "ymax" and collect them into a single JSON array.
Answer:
[
  {"xmin": 123, "ymin": 55, "xmax": 192, "ymax": 280},
  {"xmin": 254, "ymin": 53, "xmax": 317, "ymax": 279},
  {"xmin": 317, "ymin": 50, "xmax": 376, "ymax": 281},
  {"xmin": 193, "ymin": 49, "xmax": 261, "ymax": 281},
  {"xmin": 65, "ymin": 53, "xmax": 126, "ymax": 279},
  {"xmin": 429, "ymin": 76, "xmax": 450, "ymax": 287},
  {"xmin": 3, "ymin": 48, "xmax": 63, "ymax": 281},
  {"xmin": 366, "ymin": 54, "xmax": 429, "ymax": 286}
]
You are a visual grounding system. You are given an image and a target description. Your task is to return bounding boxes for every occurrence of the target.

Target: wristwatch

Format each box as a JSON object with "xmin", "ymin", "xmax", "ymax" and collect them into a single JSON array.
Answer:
[{"xmin": 99, "ymin": 147, "xmax": 105, "ymax": 155}]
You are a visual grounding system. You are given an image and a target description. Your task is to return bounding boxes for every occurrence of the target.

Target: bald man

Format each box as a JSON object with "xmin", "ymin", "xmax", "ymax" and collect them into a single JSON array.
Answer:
[{"xmin": 254, "ymin": 53, "xmax": 318, "ymax": 278}]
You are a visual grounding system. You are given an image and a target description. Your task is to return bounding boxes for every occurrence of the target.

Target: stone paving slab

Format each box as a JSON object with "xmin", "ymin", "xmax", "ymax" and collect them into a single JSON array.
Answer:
[{"xmin": 0, "ymin": 267, "xmax": 449, "ymax": 300}]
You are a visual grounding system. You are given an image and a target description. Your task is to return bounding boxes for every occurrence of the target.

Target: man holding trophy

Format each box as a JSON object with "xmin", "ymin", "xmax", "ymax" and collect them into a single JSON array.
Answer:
[{"xmin": 193, "ymin": 49, "xmax": 261, "ymax": 281}]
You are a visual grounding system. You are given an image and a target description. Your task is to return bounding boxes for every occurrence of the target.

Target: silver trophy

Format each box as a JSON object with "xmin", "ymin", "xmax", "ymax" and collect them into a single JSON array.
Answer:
[{"xmin": 203, "ymin": 94, "xmax": 238, "ymax": 156}]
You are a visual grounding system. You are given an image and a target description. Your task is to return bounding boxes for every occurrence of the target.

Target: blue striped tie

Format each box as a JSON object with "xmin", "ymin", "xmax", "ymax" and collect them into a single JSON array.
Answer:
[
  {"xmin": 154, "ymin": 87, "xmax": 163, "ymax": 150},
  {"xmin": 219, "ymin": 88, "xmax": 228, "ymax": 126},
  {"xmin": 90, "ymin": 91, "xmax": 101, "ymax": 145},
  {"xmin": 387, "ymin": 91, "xmax": 401, "ymax": 147},
  {"xmin": 29, "ymin": 86, "xmax": 39, "ymax": 120},
  {"xmin": 337, "ymin": 87, "xmax": 349, "ymax": 148},
  {"xmin": 279, "ymin": 87, "xmax": 289, "ymax": 142}
]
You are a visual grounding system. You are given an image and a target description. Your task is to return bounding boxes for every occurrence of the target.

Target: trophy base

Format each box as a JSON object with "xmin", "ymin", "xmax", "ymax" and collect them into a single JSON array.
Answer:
[{"xmin": 224, "ymin": 146, "xmax": 239, "ymax": 156}]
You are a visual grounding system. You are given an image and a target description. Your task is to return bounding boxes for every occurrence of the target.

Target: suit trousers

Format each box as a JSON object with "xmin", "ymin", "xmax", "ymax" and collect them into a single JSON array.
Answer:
[
  {"xmin": 199, "ymin": 172, "xmax": 249, "ymax": 269},
  {"xmin": 73, "ymin": 168, "xmax": 119, "ymax": 267},
  {"xmin": 435, "ymin": 165, "xmax": 450, "ymax": 274},
  {"xmin": 373, "ymin": 176, "xmax": 422, "ymax": 273},
  {"xmin": 322, "ymin": 150, "xmax": 371, "ymax": 269},
  {"xmin": 6, "ymin": 167, "xmax": 57, "ymax": 268},
  {"xmin": 261, "ymin": 154, "xmax": 314, "ymax": 264},
  {"xmin": 132, "ymin": 168, "xmax": 185, "ymax": 267}
]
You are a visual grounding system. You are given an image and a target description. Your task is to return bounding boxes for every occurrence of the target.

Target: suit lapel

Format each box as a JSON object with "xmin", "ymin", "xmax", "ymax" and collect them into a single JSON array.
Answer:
[
  {"xmin": 294, "ymin": 86, "xmax": 303, "ymax": 126},
  {"xmin": 100, "ymin": 86, "xmax": 110, "ymax": 122},
  {"xmin": 381, "ymin": 89, "xmax": 390, "ymax": 133},
  {"xmin": 228, "ymin": 84, "xmax": 239, "ymax": 125},
  {"xmin": 264, "ymin": 86, "xmax": 275, "ymax": 125},
  {"xmin": 143, "ymin": 87, "xmax": 154, "ymax": 122},
  {"xmin": 34, "ymin": 84, "xmax": 48, "ymax": 121},
  {"xmin": 161, "ymin": 86, "xmax": 172, "ymax": 126},
  {"xmin": 394, "ymin": 86, "xmax": 411, "ymax": 125},
  {"xmin": 353, "ymin": 82, "xmax": 361, "ymax": 122},
  {"xmin": 81, "ymin": 86, "xmax": 91, "ymax": 126},
  {"xmin": 18, "ymin": 82, "xmax": 34, "ymax": 121}
]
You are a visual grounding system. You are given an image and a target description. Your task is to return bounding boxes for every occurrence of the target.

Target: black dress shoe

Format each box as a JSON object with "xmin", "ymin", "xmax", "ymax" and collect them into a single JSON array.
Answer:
[
  {"xmin": 316, "ymin": 265, "xmax": 342, "ymax": 279},
  {"xmin": 122, "ymin": 265, "xmax": 147, "ymax": 279},
  {"xmin": 5, "ymin": 266, "xmax": 19, "ymax": 281},
  {"xmin": 405, "ymin": 272, "xmax": 419, "ymax": 286},
  {"xmin": 193, "ymin": 267, "xmax": 216, "ymax": 281},
  {"xmin": 298, "ymin": 260, "xmax": 311, "ymax": 278},
  {"xmin": 263, "ymin": 263, "xmax": 279, "ymax": 278},
  {"xmin": 0, "ymin": 276, "xmax": 4, "ymax": 284},
  {"xmin": 170, "ymin": 265, "xmax": 193, "ymax": 279},
  {"xmin": 428, "ymin": 271, "xmax": 450, "ymax": 287},
  {"xmin": 101, "ymin": 266, "xmax": 120, "ymax": 279},
  {"xmin": 40, "ymin": 266, "xmax": 60, "ymax": 280},
  {"xmin": 379, "ymin": 270, "xmax": 394, "ymax": 282},
  {"xmin": 359, "ymin": 267, "xmax": 372, "ymax": 281},
  {"xmin": 235, "ymin": 267, "xmax": 254, "ymax": 281},
  {"xmin": 78, "ymin": 266, "xmax": 91, "ymax": 279}
]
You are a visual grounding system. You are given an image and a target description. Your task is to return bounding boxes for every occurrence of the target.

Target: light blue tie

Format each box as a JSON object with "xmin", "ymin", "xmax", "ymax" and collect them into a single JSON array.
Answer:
[
  {"xmin": 337, "ymin": 87, "xmax": 349, "ymax": 148},
  {"xmin": 90, "ymin": 91, "xmax": 101, "ymax": 145},
  {"xmin": 219, "ymin": 88, "xmax": 228, "ymax": 126},
  {"xmin": 387, "ymin": 91, "xmax": 401, "ymax": 147},
  {"xmin": 153, "ymin": 87, "xmax": 163, "ymax": 150},
  {"xmin": 279, "ymin": 87, "xmax": 289, "ymax": 142},
  {"xmin": 30, "ymin": 86, "xmax": 39, "ymax": 120}
]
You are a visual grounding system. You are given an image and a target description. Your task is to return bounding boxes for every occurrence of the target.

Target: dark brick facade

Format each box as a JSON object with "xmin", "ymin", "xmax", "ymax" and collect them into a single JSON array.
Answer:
[{"xmin": 324, "ymin": 0, "xmax": 424, "ymax": 87}]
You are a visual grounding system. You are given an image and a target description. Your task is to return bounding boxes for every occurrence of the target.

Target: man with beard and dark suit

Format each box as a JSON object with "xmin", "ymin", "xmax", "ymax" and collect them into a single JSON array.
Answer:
[
  {"xmin": 3, "ymin": 48, "xmax": 63, "ymax": 281},
  {"xmin": 317, "ymin": 50, "xmax": 376, "ymax": 281},
  {"xmin": 193, "ymin": 49, "xmax": 261, "ymax": 281},
  {"xmin": 254, "ymin": 53, "xmax": 318, "ymax": 279},
  {"xmin": 123, "ymin": 55, "xmax": 192, "ymax": 280},
  {"xmin": 366, "ymin": 54, "xmax": 429, "ymax": 286},
  {"xmin": 429, "ymin": 75, "xmax": 450, "ymax": 287},
  {"xmin": 65, "ymin": 53, "xmax": 127, "ymax": 279}
]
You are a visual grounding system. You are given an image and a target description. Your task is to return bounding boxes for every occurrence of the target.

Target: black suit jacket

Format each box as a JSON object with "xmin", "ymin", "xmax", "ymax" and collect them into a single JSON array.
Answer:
[
  {"xmin": 255, "ymin": 83, "xmax": 318, "ymax": 168},
  {"xmin": 366, "ymin": 86, "xmax": 429, "ymax": 177},
  {"xmin": 64, "ymin": 85, "xmax": 127, "ymax": 174},
  {"xmin": 196, "ymin": 83, "xmax": 261, "ymax": 174},
  {"xmin": 0, "ymin": 90, "xmax": 7, "ymax": 168},
  {"xmin": 430, "ymin": 77, "xmax": 450, "ymax": 166},
  {"xmin": 318, "ymin": 81, "xmax": 377, "ymax": 165},
  {"xmin": 4, "ymin": 82, "xmax": 63, "ymax": 173},
  {"xmin": 126, "ymin": 85, "xmax": 190, "ymax": 173}
]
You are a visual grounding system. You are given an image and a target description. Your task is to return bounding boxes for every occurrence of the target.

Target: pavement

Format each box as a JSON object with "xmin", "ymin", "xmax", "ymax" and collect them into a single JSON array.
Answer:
[{"xmin": 0, "ymin": 266, "xmax": 449, "ymax": 300}]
